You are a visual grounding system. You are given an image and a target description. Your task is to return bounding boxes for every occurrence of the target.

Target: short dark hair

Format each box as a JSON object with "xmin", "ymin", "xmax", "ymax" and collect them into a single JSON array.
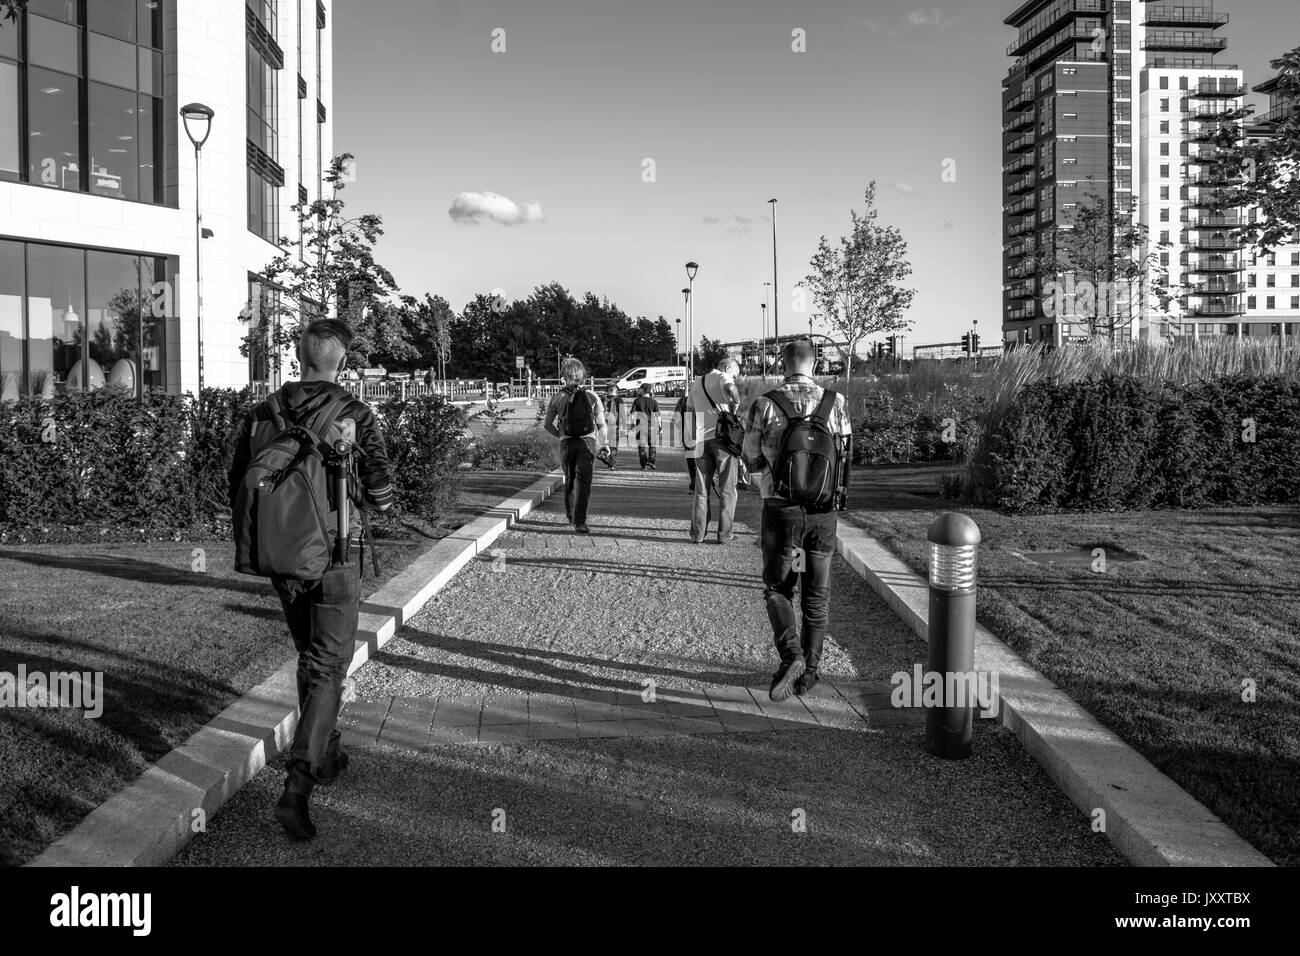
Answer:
[
  {"xmin": 782, "ymin": 338, "xmax": 815, "ymax": 367},
  {"xmin": 299, "ymin": 319, "xmax": 353, "ymax": 372}
]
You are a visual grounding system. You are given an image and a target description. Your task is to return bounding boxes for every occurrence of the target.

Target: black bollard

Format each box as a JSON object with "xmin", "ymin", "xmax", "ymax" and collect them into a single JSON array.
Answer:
[{"xmin": 924, "ymin": 512, "xmax": 980, "ymax": 759}]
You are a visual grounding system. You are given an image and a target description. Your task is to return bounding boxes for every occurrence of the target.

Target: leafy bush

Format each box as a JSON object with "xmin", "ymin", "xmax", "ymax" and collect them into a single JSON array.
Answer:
[
  {"xmin": 968, "ymin": 374, "xmax": 1300, "ymax": 512},
  {"xmin": 0, "ymin": 388, "xmax": 475, "ymax": 539},
  {"xmin": 373, "ymin": 393, "xmax": 470, "ymax": 523},
  {"xmin": 470, "ymin": 427, "xmax": 558, "ymax": 471}
]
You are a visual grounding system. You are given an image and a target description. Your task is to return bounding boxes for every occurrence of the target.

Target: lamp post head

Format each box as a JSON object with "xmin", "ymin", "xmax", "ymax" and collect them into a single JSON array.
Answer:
[
  {"xmin": 767, "ymin": 198, "xmax": 777, "ymax": 204},
  {"xmin": 685, "ymin": 262, "xmax": 699, "ymax": 281},
  {"xmin": 681, "ymin": 287, "xmax": 690, "ymax": 297},
  {"xmin": 180, "ymin": 102, "xmax": 215, "ymax": 150}
]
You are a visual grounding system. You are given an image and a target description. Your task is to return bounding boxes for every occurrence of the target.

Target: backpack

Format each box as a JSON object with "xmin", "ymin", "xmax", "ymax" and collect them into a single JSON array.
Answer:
[
  {"xmin": 767, "ymin": 388, "xmax": 844, "ymax": 510},
  {"xmin": 701, "ymin": 376, "xmax": 745, "ymax": 458},
  {"xmin": 233, "ymin": 391, "xmax": 351, "ymax": 580},
  {"xmin": 562, "ymin": 386, "xmax": 597, "ymax": 437}
]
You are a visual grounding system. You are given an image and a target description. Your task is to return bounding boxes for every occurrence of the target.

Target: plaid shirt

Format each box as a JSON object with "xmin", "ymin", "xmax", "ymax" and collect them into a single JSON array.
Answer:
[{"xmin": 743, "ymin": 375, "xmax": 853, "ymax": 501}]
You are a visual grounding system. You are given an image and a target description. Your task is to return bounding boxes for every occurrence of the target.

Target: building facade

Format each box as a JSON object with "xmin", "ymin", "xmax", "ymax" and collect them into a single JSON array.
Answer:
[
  {"xmin": 0, "ymin": 0, "xmax": 333, "ymax": 401},
  {"xmin": 1001, "ymin": 0, "xmax": 1300, "ymax": 348}
]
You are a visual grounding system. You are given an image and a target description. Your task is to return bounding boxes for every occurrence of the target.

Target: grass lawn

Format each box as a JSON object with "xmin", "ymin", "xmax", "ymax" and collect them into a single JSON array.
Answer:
[
  {"xmin": 0, "ymin": 467, "xmax": 549, "ymax": 867},
  {"xmin": 845, "ymin": 463, "xmax": 1300, "ymax": 866}
]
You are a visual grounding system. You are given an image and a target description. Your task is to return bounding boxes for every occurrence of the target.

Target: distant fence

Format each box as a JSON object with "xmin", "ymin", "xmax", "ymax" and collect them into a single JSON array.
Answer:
[{"xmin": 253, "ymin": 376, "xmax": 664, "ymax": 406}]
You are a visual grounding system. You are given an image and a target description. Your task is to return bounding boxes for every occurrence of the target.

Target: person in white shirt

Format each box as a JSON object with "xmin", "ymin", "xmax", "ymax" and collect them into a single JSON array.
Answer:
[
  {"xmin": 684, "ymin": 358, "xmax": 741, "ymax": 544},
  {"xmin": 543, "ymin": 358, "xmax": 610, "ymax": 534}
]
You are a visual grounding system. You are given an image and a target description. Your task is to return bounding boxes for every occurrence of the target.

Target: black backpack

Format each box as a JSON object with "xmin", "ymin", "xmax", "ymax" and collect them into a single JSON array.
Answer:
[
  {"xmin": 767, "ymin": 389, "xmax": 844, "ymax": 510},
  {"xmin": 233, "ymin": 391, "xmax": 350, "ymax": 580},
  {"xmin": 562, "ymin": 386, "xmax": 597, "ymax": 437},
  {"xmin": 701, "ymin": 376, "xmax": 745, "ymax": 458}
]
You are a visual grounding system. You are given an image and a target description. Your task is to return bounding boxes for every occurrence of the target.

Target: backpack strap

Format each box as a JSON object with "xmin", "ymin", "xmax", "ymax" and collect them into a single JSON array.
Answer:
[
  {"xmin": 764, "ymin": 389, "xmax": 801, "ymax": 425},
  {"xmin": 810, "ymin": 389, "xmax": 838, "ymax": 425}
]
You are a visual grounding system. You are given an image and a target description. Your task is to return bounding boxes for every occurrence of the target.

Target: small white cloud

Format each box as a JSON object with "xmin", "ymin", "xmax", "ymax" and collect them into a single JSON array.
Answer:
[
  {"xmin": 890, "ymin": 182, "xmax": 917, "ymax": 194},
  {"xmin": 701, "ymin": 216, "xmax": 721, "ymax": 226},
  {"xmin": 942, "ymin": 220, "xmax": 956, "ymax": 230},
  {"xmin": 859, "ymin": 17, "xmax": 885, "ymax": 33},
  {"xmin": 448, "ymin": 191, "xmax": 544, "ymax": 226},
  {"xmin": 908, "ymin": 8, "xmax": 958, "ymax": 29}
]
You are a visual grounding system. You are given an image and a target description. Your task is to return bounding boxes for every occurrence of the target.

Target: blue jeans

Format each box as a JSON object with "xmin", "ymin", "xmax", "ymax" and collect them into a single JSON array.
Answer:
[
  {"xmin": 274, "ymin": 564, "xmax": 359, "ymax": 782},
  {"xmin": 691, "ymin": 439, "xmax": 738, "ymax": 542},
  {"xmin": 561, "ymin": 436, "xmax": 596, "ymax": 525},
  {"xmin": 760, "ymin": 499, "xmax": 836, "ymax": 672}
]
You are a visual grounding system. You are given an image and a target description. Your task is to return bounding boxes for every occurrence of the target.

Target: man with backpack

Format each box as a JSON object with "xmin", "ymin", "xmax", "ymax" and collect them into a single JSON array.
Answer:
[
  {"xmin": 630, "ymin": 383, "xmax": 662, "ymax": 470},
  {"xmin": 227, "ymin": 318, "xmax": 394, "ymax": 841},
  {"xmin": 672, "ymin": 381, "xmax": 698, "ymax": 494},
  {"xmin": 685, "ymin": 359, "xmax": 743, "ymax": 544},
  {"xmin": 543, "ymin": 357, "xmax": 611, "ymax": 533},
  {"xmin": 742, "ymin": 339, "xmax": 853, "ymax": 701}
]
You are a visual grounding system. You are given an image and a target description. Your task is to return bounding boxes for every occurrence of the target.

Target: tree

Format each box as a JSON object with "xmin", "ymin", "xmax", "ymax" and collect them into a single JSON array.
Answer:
[
  {"xmin": 243, "ymin": 153, "xmax": 404, "ymax": 376},
  {"xmin": 799, "ymin": 182, "xmax": 916, "ymax": 382},
  {"xmin": 692, "ymin": 336, "xmax": 731, "ymax": 373},
  {"xmin": 1, "ymin": 2, "xmax": 27, "ymax": 22},
  {"xmin": 1228, "ymin": 46, "xmax": 1300, "ymax": 254},
  {"xmin": 1034, "ymin": 188, "xmax": 1175, "ymax": 343}
]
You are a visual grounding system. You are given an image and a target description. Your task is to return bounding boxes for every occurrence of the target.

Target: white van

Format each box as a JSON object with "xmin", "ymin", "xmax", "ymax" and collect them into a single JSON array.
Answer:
[{"xmin": 614, "ymin": 365, "xmax": 688, "ymax": 395}]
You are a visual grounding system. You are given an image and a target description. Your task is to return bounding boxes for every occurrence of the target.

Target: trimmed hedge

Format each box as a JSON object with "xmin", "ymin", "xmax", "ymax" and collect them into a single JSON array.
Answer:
[
  {"xmin": 968, "ymin": 374, "xmax": 1300, "ymax": 512},
  {"xmin": 0, "ymin": 388, "xmax": 469, "ymax": 538}
]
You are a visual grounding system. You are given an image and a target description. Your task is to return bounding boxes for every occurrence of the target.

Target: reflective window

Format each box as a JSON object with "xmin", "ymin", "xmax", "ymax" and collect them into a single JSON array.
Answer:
[
  {"xmin": 0, "ymin": 241, "xmax": 22, "ymax": 401},
  {"xmin": 88, "ymin": 81, "xmax": 137, "ymax": 200},
  {"xmin": 11, "ymin": 4, "xmax": 171, "ymax": 204},
  {"xmin": 89, "ymin": 31, "xmax": 137, "ymax": 89},
  {"xmin": 28, "ymin": 67, "xmax": 82, "ymax": 190},
  {"xmin": 27, "ymin": 243, "xmax": 87, "ymax": 393},
  {"xmin": 0, "ymin": 15, "xmax": 19, "ymax": 59},
  {"xmin": 88, "ymin": 0, "xmax": 137, "ymax": 42},
  {"xmin": 87, "ymin": 249, "xmax": 144, "ymax": 389},
  {"xmin": 0, "ymin": 61, "xmax": 18, "ymax": 180}
]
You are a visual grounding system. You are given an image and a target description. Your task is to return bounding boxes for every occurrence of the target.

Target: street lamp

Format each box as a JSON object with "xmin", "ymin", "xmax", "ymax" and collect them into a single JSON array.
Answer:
[
  {"xmin": 181, "ymin": 102, "xmax": 214, "ymax": 397},
  {"xmin": 682, "ymin": 271, "xmax": 696, "ymax": 377},
  {"xmin": 767, "ymin": 198, "xmax": 779, "ymax": 340},
  {"xmin": 675, "ymin": 316, "xmax": 682, "ymax": 365}
]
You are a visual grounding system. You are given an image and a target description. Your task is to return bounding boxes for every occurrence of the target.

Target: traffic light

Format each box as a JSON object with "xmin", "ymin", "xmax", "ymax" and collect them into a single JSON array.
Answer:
[
  {"xmin": 961, "ymin": 332, "xmax": 972, "ymax": 355},
  {"xmin": 971, "ymin": 333, "xmax": 981, "ymax": 352},
  {"xmin": 885, "ymin": 336, "xmax": 896, "ymax": 358}
]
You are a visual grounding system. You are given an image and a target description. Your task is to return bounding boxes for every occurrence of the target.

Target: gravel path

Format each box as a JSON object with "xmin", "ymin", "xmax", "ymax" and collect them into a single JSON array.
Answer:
[{"xmin": 174, "ymin": 449, "xmax": 1125, "ymax": 866}]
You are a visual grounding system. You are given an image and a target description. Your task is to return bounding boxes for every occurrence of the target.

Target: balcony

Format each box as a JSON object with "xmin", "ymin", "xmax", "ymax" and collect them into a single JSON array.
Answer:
[
  {"xmin": 1184, "ymin": 103, "xmax": 1240, "ymax": 120},
  {"xmin": 1189, "ymin": 300, "xmax": 1245, "ymax": 316},
  {"xmin": 1142, "ymin": 32, "xmax": 1228, "ymax": 53},
  {"xmin": 1006, "ymin": 90, "xmax": 1035, "ymax": 112},
  {"xmin": 1007, "ymin": 260, "xmax": 1037, "ymax": 279},
  {"xmin": 1185, "ymin": 234, "xmax": 1242, "ymax": 251},
  {"xmin": 1142, "ymin": 6, "xmax": 1229, "ymax": 28},
  {"xmin": 1186, "ymin": 214, "xmax": 1246, "ymax": 229},
  {"xmin": 1006, "ymin": 240, "xmax": 1035, "ymax": 259},
  {"xmin": 1006, "ymin": 281, "xmax": 1036, "ymax": 300},
  {"xmin": 1006, "ymin": 132, "xmax": 1035, "ymax": 154},
  {"xmin": 1009, "ymin": 22, "xmax": 1104, "ymax": 68},
  {"xmin": 1187, "ymin": 170, "xmax": 1239, "ymax": 185},
  {"xmin": 1007, "ymin": 175, "xmax": 1036, "ymax": 196},
  {"xmin": 1005, "ymin": 196, "xmax": 1037, "ymax": 217},
  {"xmin": 1007, "ymin": 2, "xmax": 1108, "ymax": 57},
  {"xmin": 1004, "ymin": 152, "xmax": 1035, "ymax": 174},
  {"xmin": 1187, "ymin": 122, "xmax": 1241, "ymax": 144},
  {"xmin": 1186, "ymin": 280, "xmax": 1245, "ymax": 295},
  {"xmin": 1254, "ymin": 102, "xmax": 1300, "ymax": 127},
  {"xmin": 1186, "ymin": 257, "xmax": 1243, "ymax": 272},
  {"xmin": 1188, "ymin": 80, "xmax": 1244, "ymax": 99},
  {"xmin": 1006, "ymin": 306, "xmax": 1036, "ymax": 322},
  {"xmin": 1006, "ymin": 219, "xmax": 1037, "ymax": 238},
  {"xmin": 1003, "ymin": 111, "xmax": 1036, "ymax": 134}
]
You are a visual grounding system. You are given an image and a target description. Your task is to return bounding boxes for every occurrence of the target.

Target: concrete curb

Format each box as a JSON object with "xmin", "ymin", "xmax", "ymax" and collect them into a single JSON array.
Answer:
[
  {"xmin": 835, "ymin": 525, "xmax": 1274, "ymax": 868},
  {"xmin": 28, "ymin": 470, "xmax": 564, "ymax": 867}
]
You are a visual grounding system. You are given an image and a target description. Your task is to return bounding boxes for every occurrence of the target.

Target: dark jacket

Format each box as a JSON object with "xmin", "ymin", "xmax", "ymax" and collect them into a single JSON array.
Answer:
[{"xmin": 227, "ymin": 381, "xmax": 395, "ymax": 513}]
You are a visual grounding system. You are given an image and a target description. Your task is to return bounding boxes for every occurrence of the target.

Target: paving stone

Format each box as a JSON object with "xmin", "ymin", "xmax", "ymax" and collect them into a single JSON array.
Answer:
[
  {"xmin": 714, "ymin": 711, "xmax": 772, "ymax": 734},
  {"xmin": 657, "ymin": 695, "xmax": 716, "ymax": 719},
  {"xmin": 426, "ymin": 723, "xmax": 481, "ymax": 747},
  {"xmin": 434, "ymin": 694, "xmax": 483, "ymax": 728},
  {"xmin": 527, "ymin": 694, "xmax": 578, "ymax": 725},
  {"xmin": 795, "ymin": 691, "xmax": 866, "ymax": 731},
  {"xmin": 679, "ymin": 714, "xmax": 728, "ymax": 734},
  {"xmin": 575, "ymin": 720, "xmax": 630, "ymax": 739},
  {"xmin": 527, "ymin": 721, "xmax": 582, "ymax": 741},
  {"xmin": 572, "ymin": 693, "xmax": 623, "ymax": 723},
  {"xmin": 746, "ymin": 686, "xmax": 818, "ymax": 725},
  {"xmin": 478, "ymin": 723, "xmax": 529, "ymax": 745},
  {"xmin": 705, "ymin": 685, "xmax": 766, "ymax": 717},
  {"xmin": 338, "ymin": 698, "xmax": 391, "ymax": 746},
  {"xmin": 379, "ymin": 696, "xmax": 439, "ymax": 750},
  {"xmin": 480, "ymin": 694, "xmax": 530, "ymax": 726}
]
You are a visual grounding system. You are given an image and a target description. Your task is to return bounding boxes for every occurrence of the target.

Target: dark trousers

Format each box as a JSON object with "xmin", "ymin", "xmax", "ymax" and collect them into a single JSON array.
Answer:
[
  {"xmin": 273, "ymin": 564, "xmax": 359, "ymax": 782},
  {"xmin": 561, "ymin": 436, "xmax": 596, "ymax": 525},
  {"xmin": 685, "ymin": 456, "xmax": 699, "ymax": 490},
  {"xmin": 760, "ymin": 499, "xmax": 837, "ymax": 673}
]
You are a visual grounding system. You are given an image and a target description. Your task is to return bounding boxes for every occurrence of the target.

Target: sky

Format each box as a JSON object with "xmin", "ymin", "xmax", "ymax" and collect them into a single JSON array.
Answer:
[{"xmin": 333, "ymin": 0, "xmax": 1299, "ymax": 352}]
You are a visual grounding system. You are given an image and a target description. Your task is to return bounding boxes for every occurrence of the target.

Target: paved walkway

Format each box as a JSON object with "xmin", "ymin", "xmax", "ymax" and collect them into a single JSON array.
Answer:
[{"xmin": 174, "ymin": 449, "xmax": 1125, "ymax": 866}]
